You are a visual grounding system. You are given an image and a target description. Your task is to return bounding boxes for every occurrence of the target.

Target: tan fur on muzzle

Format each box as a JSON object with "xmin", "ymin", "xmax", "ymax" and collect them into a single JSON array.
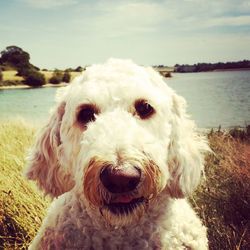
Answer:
[{"xmin": 83, "ymin": 156, "xmax": 163, "ymax": 209}]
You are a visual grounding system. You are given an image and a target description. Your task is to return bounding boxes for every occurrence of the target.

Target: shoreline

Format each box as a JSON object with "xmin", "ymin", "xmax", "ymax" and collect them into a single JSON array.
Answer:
[
  {"xmin": 1, "ymin": 68, "xmax": 250, "ymax": 89},
  {"xmin": 0, "ymin": 82, "xmax": 67, "ymax": 90},
  {"xmin": 212, "ymin": 67, "xmax": 250, "ymax": 72},
  {"xmin": 173, "ymin": 67, "xmax": 250, "ymax": 74}
]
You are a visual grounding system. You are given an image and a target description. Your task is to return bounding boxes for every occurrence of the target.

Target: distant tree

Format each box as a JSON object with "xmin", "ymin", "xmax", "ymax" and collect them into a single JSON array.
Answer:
[
  {"xmin": 49, "ymin": 70, "xmax": 64, "ymax": 84},
  {"xmin": 0, "ymin": 46, "xmax": 30, "ymax": 69},
  {"xmin": 0, "ymin": 45, "xmax": 41, "ymax": 78},
  {"xmin": 62, "ymin": 71, "xmax": 71, "ymax": 83},
  {"xmin": 75, "ymin": 66, "xmax": 84, "ymax": 72},
  {"xmin": 65, "ymin": 67, "xmax": 74, "ymax": 72},
  {"xmin": 16, "ymin": 67, "xmax": 31, "ymax": 77},
  {"xmin": 164, "ymin": 72, "xmax": 172, "ymax": 78},
  {"xmin": 23, "ymin": 69, "xmax": 46, "ymax": 87}
]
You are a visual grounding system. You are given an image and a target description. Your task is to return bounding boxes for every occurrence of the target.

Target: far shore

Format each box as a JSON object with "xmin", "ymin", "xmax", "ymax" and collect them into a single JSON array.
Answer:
[
  {"xmin": 0, "ymin": 82, "xmax": 67, "ymax": 90},
  {"xmin": 212, "ymin": 67, "xmax": 250, "ymax": 72},
  {"xmin": 1, "ymin": 67, "xmax": 250, "ymax": 90}
]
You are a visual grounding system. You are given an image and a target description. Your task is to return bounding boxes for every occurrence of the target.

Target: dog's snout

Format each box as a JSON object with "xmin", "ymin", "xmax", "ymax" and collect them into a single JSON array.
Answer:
[{"xmin": 100, "ymin": 165, "xmax": 141, "ymax": 193}]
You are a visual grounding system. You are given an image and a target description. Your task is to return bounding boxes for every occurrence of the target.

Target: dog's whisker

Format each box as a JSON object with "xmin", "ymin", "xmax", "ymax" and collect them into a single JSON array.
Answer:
[{"xmin": 99, "ymin": 207, "xmax": 104, "ymax": 217}]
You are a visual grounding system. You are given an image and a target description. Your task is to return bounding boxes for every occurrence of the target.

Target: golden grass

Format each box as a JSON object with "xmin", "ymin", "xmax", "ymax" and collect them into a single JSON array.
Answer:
[
  {"xmin": 2, "ymin": 71, "xmax": 23, "ymax": 81},
  {"xmin": 0, "ymin": 122, "xmax": 249, "ymax": 249},
  {"xmin": 1, "ymin": 70, "xmax": 81, "ymax": 87},
  {"xmin": 0, "ymin": 120, "xmax": 50, "ymax": 249},
  {"xmin": 191, "ymin": 128, "xmax": 250, "ymax": 250},
  {"xmin": 41, "ymin": 70, "xmax": 80, "ymax": 82}
]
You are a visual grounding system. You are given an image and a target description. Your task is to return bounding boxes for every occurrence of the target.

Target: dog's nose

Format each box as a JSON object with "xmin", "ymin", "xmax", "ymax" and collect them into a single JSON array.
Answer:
[{"xmin": 100, "ymin": 165, "xmax": 141, "ymax": 193}]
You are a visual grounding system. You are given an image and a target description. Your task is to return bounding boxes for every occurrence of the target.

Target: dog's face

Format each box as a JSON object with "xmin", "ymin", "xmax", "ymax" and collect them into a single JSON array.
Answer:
[{"xmin": 26, "ymin": 59, "xmax": 209, "ymax": 227}]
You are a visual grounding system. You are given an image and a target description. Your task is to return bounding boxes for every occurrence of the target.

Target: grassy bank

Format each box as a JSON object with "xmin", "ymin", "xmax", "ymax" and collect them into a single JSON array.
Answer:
[
  {"xmin": 0, "ymin": 121, "xmax": 249, "ymax": 249},
  {"xmin": 191, "ymin": 127, "xmax": 250, "ymax": 250},
  {"xmin": 0, "ymin": 70, "xmax": 81, "ymax": 88},
  {"xmin": 0, "ymin": 121, "xmax": 50, "ymax": 249}
]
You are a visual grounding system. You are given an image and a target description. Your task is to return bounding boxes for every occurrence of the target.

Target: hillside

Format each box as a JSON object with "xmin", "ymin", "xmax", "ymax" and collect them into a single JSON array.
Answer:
[{"xmin": 0, "ymin": 121, "xmax": 249, "ymax": 249}]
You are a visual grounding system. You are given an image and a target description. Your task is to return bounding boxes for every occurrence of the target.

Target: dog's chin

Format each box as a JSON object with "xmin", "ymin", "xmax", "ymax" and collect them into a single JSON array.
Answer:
[
  {"xmin": 100, "ymin": 197, "xmax": 147, "ymax": 226},
  {"xmin": 105, "ymin": 197, "xmax": 145, "ymax": 215}
]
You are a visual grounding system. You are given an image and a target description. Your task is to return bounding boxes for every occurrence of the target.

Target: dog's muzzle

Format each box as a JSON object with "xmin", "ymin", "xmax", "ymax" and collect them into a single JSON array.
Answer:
[{"xmin": 99, "ymin": 165, "xmax": 144, "ymax": 215}]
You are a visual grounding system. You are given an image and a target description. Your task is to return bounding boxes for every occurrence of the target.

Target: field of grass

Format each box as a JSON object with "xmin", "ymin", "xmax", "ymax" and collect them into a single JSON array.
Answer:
[
  {"xmin": 0, "ymin": 121, "xmax": 249, "ymax": 249},
  {"xmin": 41, "ymin": 70, "xmax": 81, "ymax": 82},
  {"xmin": 0, "ymin": 121, "xmax": 50, "ymax": 249},
  {"xmin": 0, "ymin": 70, "xmax": 81, "ymax": 88},
  {"xmin": 2, "ymin": 71, "xmax": 23, "ymax": 82},
  {"xmin": 191, "ymin": 128, "xmax": 250, "ymax": 250}
]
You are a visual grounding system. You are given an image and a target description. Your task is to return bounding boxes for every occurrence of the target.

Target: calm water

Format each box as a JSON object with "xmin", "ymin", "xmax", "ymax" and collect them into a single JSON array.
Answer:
[{"xmin": 0, "ymin": 71, "xmax": 250, "ymax": 128}]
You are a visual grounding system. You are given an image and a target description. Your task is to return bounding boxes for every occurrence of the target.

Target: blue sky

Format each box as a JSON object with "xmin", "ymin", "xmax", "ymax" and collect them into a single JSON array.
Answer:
[{"xmin": 0, "ymin": 0, "xmax": 250, "ymax": 69}]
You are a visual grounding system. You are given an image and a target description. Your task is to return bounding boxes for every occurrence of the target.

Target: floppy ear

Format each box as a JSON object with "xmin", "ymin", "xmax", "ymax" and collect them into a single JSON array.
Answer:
[
  {"xmin": 167, "ymin": 93, "xmax": 210, "ymax": 198},
  {"xmin": 25, "ymin": 102, "xmax": 75, "ymax": 197}
]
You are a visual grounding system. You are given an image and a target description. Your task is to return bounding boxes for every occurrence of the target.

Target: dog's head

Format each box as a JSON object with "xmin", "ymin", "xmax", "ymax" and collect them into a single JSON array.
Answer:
[{"xmin": 26, "ymin": 59, "xmax": 209, "ymax": 226}]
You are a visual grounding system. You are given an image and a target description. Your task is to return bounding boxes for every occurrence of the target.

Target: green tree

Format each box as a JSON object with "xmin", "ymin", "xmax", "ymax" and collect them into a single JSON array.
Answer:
[
  {"xmin": 49, "ymin": 70, "xmax": 64, "ymax": 84},
  {"xmin": 23, "ymin": 69, "xmax": 46, "ymax": 87},
  {"xmin": 0, "ymin": 46, "xmax": 30, "ymax": 69},
  {"xmin": 75, "ymin": 66, "xmax": 84, "ymax": 72},
  {"xmin": 62, "ymin": 71, "xmax": 71, "ymax": 83},
  {"xmin": 0, "ymin": 45, "xmax": 41, "ymax": 79}
]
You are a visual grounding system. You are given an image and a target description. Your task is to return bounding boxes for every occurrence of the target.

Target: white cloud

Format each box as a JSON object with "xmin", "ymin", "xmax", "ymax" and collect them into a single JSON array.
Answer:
[
  {"xmin": 205, "ymin": 15, "xmax": 250, "ymax": 27},
  {"xmin": 72, "ymin": 1, "xmax": 169, "ymax": 38},
  {"xmin": 3, "ymin": 0, "xmax": 249, "ymax": 68},
  {"xmin": 19, "ymin": 0, "xmax": 78, "ymax": 9},
  {"xmin": 70, "ymin": 0, "xmax": 250, "ymax": 39}
]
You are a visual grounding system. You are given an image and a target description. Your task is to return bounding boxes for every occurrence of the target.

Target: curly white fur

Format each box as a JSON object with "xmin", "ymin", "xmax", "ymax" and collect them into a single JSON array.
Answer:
[{"xmin": 26, "ymin": 59, "xmax": 210, "ymax": 250}]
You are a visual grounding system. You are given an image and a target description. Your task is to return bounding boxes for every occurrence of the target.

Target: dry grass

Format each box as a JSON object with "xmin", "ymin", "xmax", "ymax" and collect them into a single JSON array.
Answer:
[
  {"xmin": 0, "ymin": 120, "xmax": 50, "ymax": 249},
  {"xmin": 41, "ymin": 70, "xmax": 81, "ymax": 82},
  {"xmin": 0, "ymin": 121, "xmax": 249, "ymax": 249},
  {"xmin": 2, "ymin": 71, "xmax": 23, "ymax": 82},
  {"xmin": 191, "ymin": 127, "xmax": 250, "ymax": 250},
  {"xmin": 1, "ymin": 70, "xmax": 81, "ymax": 87}
]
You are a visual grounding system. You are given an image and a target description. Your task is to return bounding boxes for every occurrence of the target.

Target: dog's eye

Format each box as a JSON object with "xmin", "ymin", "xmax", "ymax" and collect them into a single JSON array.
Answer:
[
  {"xmin": 135, "ymin": 100, "xmax": 155, "ymax": 119},
  {"xmin": 77, "ymin": 105, "xmax": 99, "ymax": 124}
]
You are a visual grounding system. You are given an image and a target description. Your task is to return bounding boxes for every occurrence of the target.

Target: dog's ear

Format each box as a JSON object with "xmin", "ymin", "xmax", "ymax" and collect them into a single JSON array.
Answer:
[
  {"xmin": 25, "ymin": 102, "xmax": 75, "ymax": 197},
  {"xmin": 167, "ymin": 93, "xmax": 210, "ymax": 198}
]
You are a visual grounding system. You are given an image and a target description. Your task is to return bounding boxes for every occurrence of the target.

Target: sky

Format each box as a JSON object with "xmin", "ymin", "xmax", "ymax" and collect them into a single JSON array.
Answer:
[{"xmin": 0, "ymin": 0, "xmax": 250, "ymax": 69}]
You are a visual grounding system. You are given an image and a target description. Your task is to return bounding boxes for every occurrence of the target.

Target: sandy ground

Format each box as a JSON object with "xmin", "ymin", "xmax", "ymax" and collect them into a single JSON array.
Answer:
[{"xmin": 0, "ymin": 82, "xmax": 67, "ymax": 90}]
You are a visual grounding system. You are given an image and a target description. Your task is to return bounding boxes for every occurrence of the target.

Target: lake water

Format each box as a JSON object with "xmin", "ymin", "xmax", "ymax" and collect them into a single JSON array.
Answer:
[{"xmin": 0, "ymin": 71, "xmax": 250, "ymax": 128}]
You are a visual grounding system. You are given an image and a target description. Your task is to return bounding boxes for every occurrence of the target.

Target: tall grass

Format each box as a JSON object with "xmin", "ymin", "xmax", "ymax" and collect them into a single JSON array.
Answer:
[
  {"xmin": 191, "ymin": 127, "xmax": 250, "ymax": 250},
  {"xmin": 0, "ymin": 121, "xmax": 249, "ymax": 249},
  {"xmin": 0, "ymin": 121, "xmax": 50, "ymax": 249}
]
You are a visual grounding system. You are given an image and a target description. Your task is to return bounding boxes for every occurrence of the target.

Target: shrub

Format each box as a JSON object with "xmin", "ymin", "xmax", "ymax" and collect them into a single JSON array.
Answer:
[
  {"xmin": 75, "ymin": 66, "xmax": 84, "ymax": 72},
  {"xmin": 164, "ymin": 72, "xmax": 172, "ymax": 78},
  {"xmin": 229, "ymin": 126, "xmax": 250, "ymax": 141},
  {"xmin": 16, "ymin": 65, "xmax": 38, "ymax": 77},
  {"xmin": 0, "ymin": 80, "xmax": 22, "ymax": 87},
  {"xmin": 23, "ymin": 70, "xmax": 46, "ymax": 87},
  {"xmin": 16, "ymin": 67, "xmax": 30, "ymax": 77},
  {"xmin": 62, "ymin": 71, "xmax": 71, "ymax": 83},
  {"xmin": 49, "ymin": 70, "xmax": 63, "ymax": 84}
]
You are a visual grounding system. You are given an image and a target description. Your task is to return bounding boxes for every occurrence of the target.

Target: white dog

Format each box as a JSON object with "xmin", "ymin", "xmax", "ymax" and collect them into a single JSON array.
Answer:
[{"xmin": 26, "ymin": 59, "xmax": 210, "ymax": 249}]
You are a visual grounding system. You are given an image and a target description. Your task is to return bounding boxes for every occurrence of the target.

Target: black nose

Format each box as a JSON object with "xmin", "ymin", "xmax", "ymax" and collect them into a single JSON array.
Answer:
[{"xmin": 100, "ymin": 165, "xmax": 141, "ymax": 193}]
